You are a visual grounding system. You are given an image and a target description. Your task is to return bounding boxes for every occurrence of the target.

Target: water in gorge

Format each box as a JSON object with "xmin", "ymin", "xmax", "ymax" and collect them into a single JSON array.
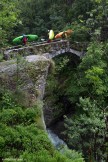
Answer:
[{"xmin": 47, "ymin": 129, "xmax": 68, "ymax": 152}]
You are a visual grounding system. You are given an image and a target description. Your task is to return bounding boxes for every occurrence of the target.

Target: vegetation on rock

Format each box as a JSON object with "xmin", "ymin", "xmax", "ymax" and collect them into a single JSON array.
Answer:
[{"xmin": 0, "ymin": 0, "xmax": 108, "ymax": 161}]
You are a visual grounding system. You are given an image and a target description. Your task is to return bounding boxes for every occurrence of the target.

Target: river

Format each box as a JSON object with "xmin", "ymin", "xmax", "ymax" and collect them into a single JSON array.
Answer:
[{"xmin": 47, "ymin": 129, "xmax": 68, "ymax": 152}]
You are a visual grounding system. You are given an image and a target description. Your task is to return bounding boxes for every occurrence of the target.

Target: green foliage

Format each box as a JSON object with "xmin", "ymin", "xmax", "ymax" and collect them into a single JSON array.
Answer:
[
  {"xmin": 0, "ymin": 90, "xmax": 84, "ymax": 161},
  {"xmin": 86, "ymin": 0, "xmax": 108, "ymax": 40},
  {"xmin": 45, "ymin": 54, "xmax": 79, "ymax": 118},
  {"xmin": 67, "ymin": 0, "xmax": 94, "ymax": 21},
  {"xmin": 16, "ymin": 0, "xmax": 49, "ymax": 36},
  {"xmin": 55, "ymin": 56, "xmax": 70, "ymax": 72},
  {"xmin": 1, "ymin": 0, "xmax": 108, "ymax": 46},
  {"xmin": 0, "ymin": 91, "xmax": 52, "ymax": 159},
  {"xmin": 64, "ymin": 41, "xmax": 108, "ymax": 104},
  {"xmin": 22, "ymin": 149, "xmax": 84, "ymax": 162},
  {"xmin": 0, "ymin": 0, "xmax": 20, "ymax": 47},
  {"xmin": 85, "ymin": 66, "xmax": 106, "ymax": 95},
  {"xmin": 44, "ymin": 41, "xmax": 108, "ymax": 161},
  {"xmin": 79, "ymin": 41, "xmax": 108, "ymax": 98},
  {"xmin": 70, "ymin": 23, "xmax": 90, "ymax": 42},
  {"xmin": 10, "ymin": 0, "xmax": 94, "ymax": 40},
  {"xmin": 63, "ymin": 148, "xmax": 84, "ymax": 162},
  {"xmin": 64, "ymin": 97, "xmax": 107, "ymax": 161},
  {"xmin": 1, "ymin": 0, "xmax": 108, "ymax": 161}
]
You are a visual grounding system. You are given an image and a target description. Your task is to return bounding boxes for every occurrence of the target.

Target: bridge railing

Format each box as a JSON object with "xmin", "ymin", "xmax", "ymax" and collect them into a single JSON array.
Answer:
[{"xmin": 3, "ymin": 40, "xmax": 70, "ymax": 60}]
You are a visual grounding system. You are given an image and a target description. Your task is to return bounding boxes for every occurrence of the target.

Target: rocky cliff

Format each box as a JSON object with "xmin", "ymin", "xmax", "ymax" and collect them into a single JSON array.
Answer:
[{"xmin": 0, "ymin": 55, "xmax": 52, "ymax": 129}]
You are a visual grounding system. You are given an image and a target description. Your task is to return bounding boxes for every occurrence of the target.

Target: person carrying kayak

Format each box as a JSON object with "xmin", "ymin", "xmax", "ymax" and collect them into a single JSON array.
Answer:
[
  {"xmin": 22, "ymin": 34, "xmax": 27, "ymax": 45},
  {"xmin": 55, "ymin": 29, "xmax": 73, "ymax": 39}
]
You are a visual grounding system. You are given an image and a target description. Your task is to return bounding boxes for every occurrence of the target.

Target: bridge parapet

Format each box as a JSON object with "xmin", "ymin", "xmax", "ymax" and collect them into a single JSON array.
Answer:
[
  {"xmin": 70, "ymin": 41, "xmax": 88, "ymax": 51},
  {"xmin": 3, "ymin": 40, "xmax": 70, "ymax": 60}
]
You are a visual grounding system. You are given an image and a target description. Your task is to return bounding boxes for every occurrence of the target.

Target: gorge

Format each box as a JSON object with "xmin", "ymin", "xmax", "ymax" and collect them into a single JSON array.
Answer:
[{"xmin": 0, "ymin": 42, "xmax": 81, "ymax": 152}]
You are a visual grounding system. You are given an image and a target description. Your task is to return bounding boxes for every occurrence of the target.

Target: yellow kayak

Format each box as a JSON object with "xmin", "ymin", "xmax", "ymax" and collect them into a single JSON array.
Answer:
[{"xmin": 49, "ymin": 30, "xmax": 54, "ymax": 40}]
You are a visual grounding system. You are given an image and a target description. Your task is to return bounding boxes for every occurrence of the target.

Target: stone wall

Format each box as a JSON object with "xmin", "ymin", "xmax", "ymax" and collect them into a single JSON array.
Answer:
[
  {"xmin": 0, "ymin": 55, "xmax": 50, "ymax": 107},
  {"xmin": 3, "ymin": 40, "xmax": 69, "ymax": 60}
]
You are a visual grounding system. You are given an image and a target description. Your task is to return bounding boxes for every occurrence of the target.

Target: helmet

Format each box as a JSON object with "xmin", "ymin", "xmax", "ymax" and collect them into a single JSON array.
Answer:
[{"xmin": 23, "ymin": 34, "xmax": 26, "ymax": 37}]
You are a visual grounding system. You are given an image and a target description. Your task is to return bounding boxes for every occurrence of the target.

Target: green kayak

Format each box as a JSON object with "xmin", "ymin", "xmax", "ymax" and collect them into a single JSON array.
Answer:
[
  {"xmin": 12, "ymin": 34, "xmax": 38, "ymax": 44},
  {"xmin": 13, "ymin": 36, "xmax": 23, "ymax": 44}
]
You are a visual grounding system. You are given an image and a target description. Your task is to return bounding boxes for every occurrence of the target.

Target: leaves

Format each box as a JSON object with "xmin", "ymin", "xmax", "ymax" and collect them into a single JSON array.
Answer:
[
  {"xmin": 0, "ymin": 0, "xmax": 20, "ymax": 46},
  {"xmin": 64, "ymin": 98, "xmax": 106, "ymax": 161}
]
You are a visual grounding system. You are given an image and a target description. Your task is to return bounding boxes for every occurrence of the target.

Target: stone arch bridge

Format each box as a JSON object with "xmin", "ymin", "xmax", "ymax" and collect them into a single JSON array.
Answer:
[
  {"xmin": 3, "ymin": 40, "xmax": 86, "ymax": 60},
  {"xmin": 0, "ymin": 40, "xmax": 87, "ymax": 128}
]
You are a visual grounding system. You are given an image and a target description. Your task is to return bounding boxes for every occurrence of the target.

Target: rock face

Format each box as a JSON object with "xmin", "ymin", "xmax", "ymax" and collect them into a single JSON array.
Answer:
[
  {"xmin": 0, "ymin": 53, "xmax": 67, "ymax": 129},
  {"xmin": 0, "ymin": 49, "xmax": 81, "ymax": 128},
  {"xmin": 43, "ymin": 102, "xmax": 56, "ymax": 126},
  {"xmin": 0, "ymin": 55, "xmax": 50, "ymax": 107}
]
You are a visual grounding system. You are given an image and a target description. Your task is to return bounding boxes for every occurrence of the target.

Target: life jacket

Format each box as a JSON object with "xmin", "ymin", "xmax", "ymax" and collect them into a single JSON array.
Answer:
[{"xmin": 23, "ymin": 37, "xmax": 27, "ymax": 43}]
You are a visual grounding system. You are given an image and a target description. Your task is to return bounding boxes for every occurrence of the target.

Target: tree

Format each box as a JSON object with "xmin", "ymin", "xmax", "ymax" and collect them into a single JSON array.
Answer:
[
  {"xmin": 64, "ymin": 97, "xmax": 107, "ymax": 161},
  {"xmin": 0, "ymin": 0, "xmax": 20, "ymax": 47}
]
